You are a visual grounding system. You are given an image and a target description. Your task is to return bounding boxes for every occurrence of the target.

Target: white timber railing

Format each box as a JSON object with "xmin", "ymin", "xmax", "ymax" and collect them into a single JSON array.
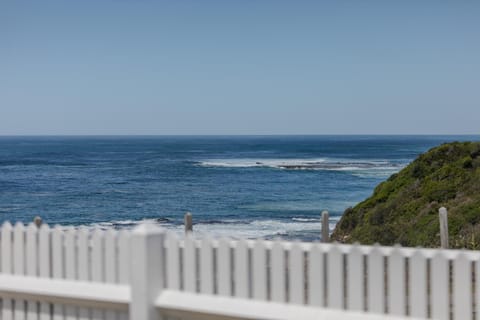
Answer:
[{"xmin": 0, "ymin": 222, "xmax": 478, "ymax": 320}]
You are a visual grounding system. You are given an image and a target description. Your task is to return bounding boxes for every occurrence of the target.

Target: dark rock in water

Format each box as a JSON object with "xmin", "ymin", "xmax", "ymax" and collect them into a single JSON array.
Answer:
[{"xmin": 331, "ymin": 141, "xmax": 480, "ymax": 249}]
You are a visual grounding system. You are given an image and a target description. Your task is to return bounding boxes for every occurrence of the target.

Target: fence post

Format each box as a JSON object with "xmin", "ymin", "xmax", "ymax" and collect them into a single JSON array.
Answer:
[
  {"xmin": 321, "ymin": 210, "xmax": 329, "ymax": 243},
  {"xmin": 439, "ymin": 207, "xmax": 449, "ymax": 249},
  {"xmin": 130, "ymin": 223, "xmax": 166, "ymax": 320},
  {"xmin": 184, "ymin": 212, "xmax": 193, "ymax": 234},
  {"xmin": 33, "ymin": 216, "xmax": 43, "ymax": 227}
]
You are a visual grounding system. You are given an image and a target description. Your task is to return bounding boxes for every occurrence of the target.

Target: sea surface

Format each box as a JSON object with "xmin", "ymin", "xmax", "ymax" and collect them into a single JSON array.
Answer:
[{"xmin": 0, "ymin": 135, "xmax": 477, "ymax": 241}]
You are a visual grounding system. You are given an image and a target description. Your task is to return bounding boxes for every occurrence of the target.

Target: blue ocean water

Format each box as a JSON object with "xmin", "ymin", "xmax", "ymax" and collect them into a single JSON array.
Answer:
[{"xmin": 0, "ymin": 135, "xmax": 477, "ymax": 241}]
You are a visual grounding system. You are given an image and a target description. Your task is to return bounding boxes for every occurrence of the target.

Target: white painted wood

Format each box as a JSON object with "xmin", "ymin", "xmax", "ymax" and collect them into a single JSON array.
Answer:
[
  {"xmin": 367, "ymin": 246, "xmax": 384, "ymax": 314},
  {"xmin": 387, "ymin": 246, "xmax": 405, "ymax": 316},
  {"xmin": 252, "ymin": 240, "xmax": 267, "ymax": 300},
  {"xmin": 234, "ymin": 239, "xmax": 249, "ymax": 299},
  {"xmin": 271, "ymin": 240, "xmax": 285, "ymax": 303},
  {"xmin": 52, "ymin": 226, "xmax": 65, "ymax": 320},
  {"xmin": 327, "ymin": 244, "xmax": 343, "ymax": 309},
  {"xmin": 38, "ymin": 224, "xmax": 51, "ymax": 320},
  {"xmin": 346, "ymin": 244, "xmax": 363, "ymax": 311},
  {"xmin": 166, "ymin": 233, "xmax": 180, "ymax": 290},
  {"xmin": 2, "ymin": 222, "xmax": 14, "ymax": 320},
  {"xmin": 3, "ymin": 222, "xmax": 480, "ymax": 320},
  {"xmin": 156, "ymin": 290, "xmax": 419, "ymax": 320},
  {"xmin": 118, "ymin": 230, "xmax": 130, "ymax": 285},
  {"xmin": 77, "ymin": 228, "xmax": 90, "ymax": 320},
  {"xmin": 26, "ymin": 223, "xmax": 38, "ymax": 320},
  {"xmin": 431, "ymin": 252, "xmax": 449, "ymax": 320},
  {"xmin": 308, "ymin": 244, "xmax": 324, "ymax": 307},
  {"xmin": 0, "ymin": 274, "xmax": 129, "ymax": 310},
  {"xmin": 65, "ymin": 227, "xmax": 77, "ymax": 320},
  {"xmin": 217, "ymin": 238, "xmax": 231, "ymax": 296},
  {"xmin": 453, "ymin": 252, "xmax": 472, "ymax": 320},
  {"xmin": 409, "ymin": 250, "xmax": 427, "ymax": 318},
  {"xmin": 477, "ymin": 258, "xmax": 480, "ymax": 320},
  {"xmin": 13, "ymin": 223, "xmax": 26, "ymax": 320},
  {"xmin": 200, "ymin": 237, "xmax": 214, "ymax": 295},
  {"xmin": 118, "ymin": 230, "xmax": 131, "ymax": 320},
  {"xmin": 105, "ymin": 229, "xmax": 118, "ymax": 320},
  {"xmin": 91, "ymin": 229, "xmax": 105, "ymax": 320},
  {"xmin": 130, "ymin": 223, "xmax": 166, "ymax": 320},
  {"xmin": 289, "ymin": 242, "xmax": 304, "ymax": 305},
  {"xmin": 183, "ymin": 235, "xmax": 196, "ymax": 293}
]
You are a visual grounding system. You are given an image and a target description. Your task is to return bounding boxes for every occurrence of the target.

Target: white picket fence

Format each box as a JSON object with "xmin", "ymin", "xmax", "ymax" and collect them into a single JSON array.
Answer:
[{"xmin": 0, "ymin": 222, "xmax": 479, "ymax": 320}]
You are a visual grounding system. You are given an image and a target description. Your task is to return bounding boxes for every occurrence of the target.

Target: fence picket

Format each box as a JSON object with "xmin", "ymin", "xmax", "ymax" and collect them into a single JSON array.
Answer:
[
  {"xmin": 217, "ymin": 238, "xmax": 231, "ymax": 296},
  {"xmin": 387, "ymin": 247, "xmax": 405, "ymax": 316},
  {"xmin": 367, "ymin": 245, "xmax": 384, "ymax": 314},
  {"xmin": 477, "ymin": 258, "xmax": 480, "ymax": 320},
  {"xmin": 38, "ymin": 224, "xmax": 51, "ymax": 320},
  {"xmin": 327, "ymin": 244, "xmax": 343, "ymax": 309},
  {"xmin": 105, "ymin": 229, "xmax": 118, "ymax": 320},
  {"xmin": 252, "ymin": 240, "xmax": 267, "ymax": 300},
  {"xmin": 91, "ymin": 229, "xmax": 105, "ymax": 320},
  {"xmin": 409, "ymin": 250, "xmax": 427, "ymax": 318},
  {"xmin": 184, "ymin": 235, "xmax": 196, "ymax": 293},
  {"xmin": 166, "ymin": 233, "xmax": 180, "ymax": 290},
  {"xmin": 26, "ymin": 224, "xmax": 38, "ymax": 320},
  {"xmin": 77, "ymin": 228, "xmax": 90, "ymax": 320},
  {"xmin": 13, "ymin": 223, "xmax": 26, "ymax": 320},
  {"xmin": 308, "ymin": 244, "xmax": 324, "ymax": 307},
  {"xmin": 234, "ymin": 239, "xmax": 249, "ymax": 299},
  {"xmin": 271, "ymin": 240, "xmax": 285, "ymax": 303},
  {"xmin": 431, "ymin": 252, "xmax": 449, "ymax": 320},
  {"xmin": 2, "ymin": 223, "xmax": 480, "ymax": 320},
  {"xmin": 453, "ymin": 252, "xmax": 472, "ymax": 320},
  {"xmin": 347, "ymin": 244, "xmax": 363, "ymax": 311},
  {"xmin": 117, "ymin": 230, "xmax": 130, "ymax": 320},
  {"xmin": 289, "ymin": 242, "xmax": 304, "ymax": 304},
  {"xmin": 64, "ymin": 227, "xmax": 77, "ymax": 320},
  {"xmin": 52, "ymin": 226, "xmax": 65, "ymax": 320},
  {"xmin": 2, "ymin": 222, "xmax": 14, "ymax": 320},
  {"xmin": 200, "ymin": 237, "xmax": 214, "ymax": 295}
]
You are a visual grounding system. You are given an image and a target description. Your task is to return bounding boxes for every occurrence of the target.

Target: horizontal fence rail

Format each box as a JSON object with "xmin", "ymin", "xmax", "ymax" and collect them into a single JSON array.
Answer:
[{"xmin": 0, "ymin": 221, "xmax": 479, "ymax": 320}]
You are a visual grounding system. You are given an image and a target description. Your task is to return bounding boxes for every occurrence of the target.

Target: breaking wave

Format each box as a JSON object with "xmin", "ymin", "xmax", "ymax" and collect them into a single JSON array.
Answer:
[
  {"xmin": 197, "ymin": 158, "xmax": 405, "ymax": 177},
  {"xmin": 74, "ymin": 216, "xmax": 341, "ymax": 241}
]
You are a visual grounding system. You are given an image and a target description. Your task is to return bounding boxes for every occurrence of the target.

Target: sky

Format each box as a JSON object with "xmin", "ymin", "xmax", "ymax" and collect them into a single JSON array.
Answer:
[{"xmin": 1, "ymin": 1, "xmax": 479, "ymax": 135}]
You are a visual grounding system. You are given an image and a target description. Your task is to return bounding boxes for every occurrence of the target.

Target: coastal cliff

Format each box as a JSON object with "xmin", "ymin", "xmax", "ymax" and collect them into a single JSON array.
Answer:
[{"xmin": 331, "ymin": 141, "xmax": 480, "ymax": 249}]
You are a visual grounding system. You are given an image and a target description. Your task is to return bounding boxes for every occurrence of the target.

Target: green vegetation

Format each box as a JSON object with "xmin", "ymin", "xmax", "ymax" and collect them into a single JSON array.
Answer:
[{"xmin": 331, "ymin": 141, "xmax": 480, "ymax": 249}]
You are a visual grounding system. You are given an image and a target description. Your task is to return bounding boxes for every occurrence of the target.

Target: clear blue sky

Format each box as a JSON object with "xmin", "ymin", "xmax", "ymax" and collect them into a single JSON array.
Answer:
[{"xmin": 1, "ymin": 1, "xmax": 479, "ymax": 135}]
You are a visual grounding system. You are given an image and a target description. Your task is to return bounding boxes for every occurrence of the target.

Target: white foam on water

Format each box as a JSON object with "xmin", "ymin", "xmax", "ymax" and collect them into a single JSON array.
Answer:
[
  {"xmin": 71, "ymin": 215, "xmax": 342, "ymax": 240},
  {"xmin": 197, "ymin": 157, "xmax": 406, "ymax": 177}
]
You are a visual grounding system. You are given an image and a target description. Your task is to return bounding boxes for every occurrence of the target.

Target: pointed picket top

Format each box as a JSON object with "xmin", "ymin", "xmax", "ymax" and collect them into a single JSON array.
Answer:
[
  {"xmin": 132, "ymin": 221, "xmax": 165, "ymax": 236},
  {"xmin": 14, "ymin": 221, "xmax": 25, "ymax": 231},
  {"xmin": 27, "ymin": 222, "xmax": 37, "ymax": 232},
  {"xmin": 39, "ymin": 222, "xmax": 50, "ymax": 232},
  {"xmin": 2, "ymin": 220, "xmax": 13, "ymax": 229}
]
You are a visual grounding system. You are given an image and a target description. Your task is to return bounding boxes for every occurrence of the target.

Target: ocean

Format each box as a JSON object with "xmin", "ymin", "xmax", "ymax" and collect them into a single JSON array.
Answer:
[{"xmin": 0, "ymin": 135, "xmax": 477, "ymax": 241}]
